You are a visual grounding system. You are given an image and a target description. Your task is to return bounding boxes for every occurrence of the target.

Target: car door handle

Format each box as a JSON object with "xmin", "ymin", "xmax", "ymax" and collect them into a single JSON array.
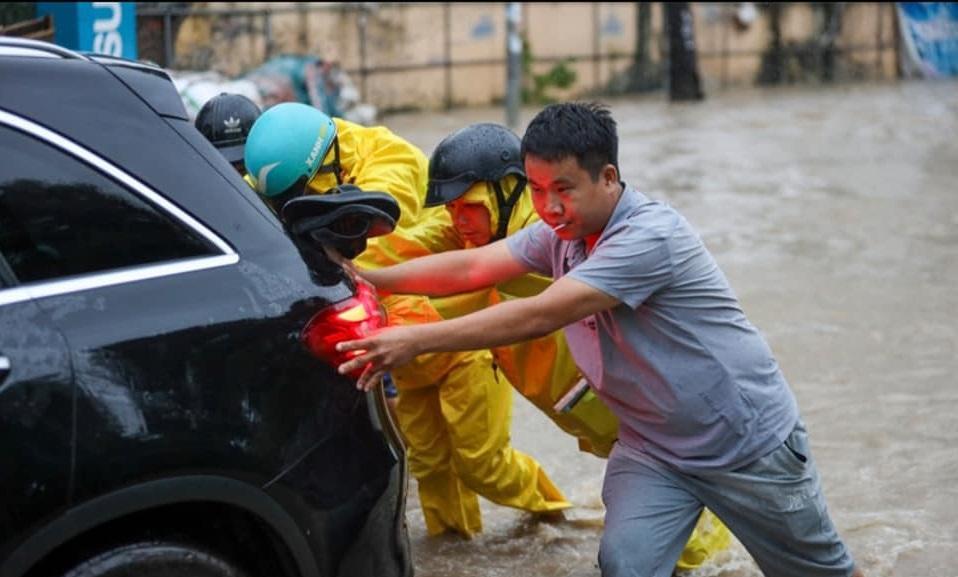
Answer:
[{"xmin": 0, "ymin": 355, "xmax": 9, "ymax": 384}]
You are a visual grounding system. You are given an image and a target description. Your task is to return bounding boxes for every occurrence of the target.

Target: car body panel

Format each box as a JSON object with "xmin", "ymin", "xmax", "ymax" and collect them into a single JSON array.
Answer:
[
  {"xmin": 2, "ymin": 475, "xmax": 320, "ymax": 577},
  {"xmin": 0, "ymin": 298, "xmax": 73, "ymax": 550},
  {"xmin": 0, "ymin": 38, "xmax": 410, "ymax": 577}
]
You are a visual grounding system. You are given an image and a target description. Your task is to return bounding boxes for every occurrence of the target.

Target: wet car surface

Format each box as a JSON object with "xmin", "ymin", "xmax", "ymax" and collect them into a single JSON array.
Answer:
[{"xmin": 0, "ymin": 38, "xmax": 410, "ymax": 577}]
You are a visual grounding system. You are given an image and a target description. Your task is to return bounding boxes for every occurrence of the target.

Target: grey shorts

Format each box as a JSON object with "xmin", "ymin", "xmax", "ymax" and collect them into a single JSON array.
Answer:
[{"xmin": 599, "ymin": 421, "xmax": 857, "ymax": 577}]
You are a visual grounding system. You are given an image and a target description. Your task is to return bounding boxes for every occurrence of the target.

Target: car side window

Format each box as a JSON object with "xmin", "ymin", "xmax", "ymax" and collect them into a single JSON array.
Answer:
[{"xmin": 0, "ymin": 125, "xmax": 215, "ymax": 284}]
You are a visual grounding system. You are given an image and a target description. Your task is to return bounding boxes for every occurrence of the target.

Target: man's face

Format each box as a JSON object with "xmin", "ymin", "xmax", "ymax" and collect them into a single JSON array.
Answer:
[
  {"xmin": 446, "ymin": 185, "xmax": 493, "ymax": 246},
  {"xmin": 526, "ymin": 154, "xmax": 618, "ymax": 240}
]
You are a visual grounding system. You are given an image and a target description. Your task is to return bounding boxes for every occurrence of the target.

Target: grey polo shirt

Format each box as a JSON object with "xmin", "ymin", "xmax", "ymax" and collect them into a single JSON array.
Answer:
[{"xmin": 506, "ymin": 185, "xmax": 798, "ymax": 471}]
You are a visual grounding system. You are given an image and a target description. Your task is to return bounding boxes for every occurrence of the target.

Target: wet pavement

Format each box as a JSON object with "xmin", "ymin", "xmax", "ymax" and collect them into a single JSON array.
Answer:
[{"xmin": 382, "ymin": 80, "xmax": 958, "ymax": 577}]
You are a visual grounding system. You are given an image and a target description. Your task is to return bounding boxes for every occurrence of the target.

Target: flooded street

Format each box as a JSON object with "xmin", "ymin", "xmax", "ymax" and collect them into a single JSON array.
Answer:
[{"xmin": 383, "ymin": 80, "xmax": 958, "ymax": 577}]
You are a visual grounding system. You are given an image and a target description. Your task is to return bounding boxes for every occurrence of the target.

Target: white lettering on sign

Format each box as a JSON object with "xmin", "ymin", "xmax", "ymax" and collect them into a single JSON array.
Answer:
[{"xmin": 92, "ymin": 2, "xmax": 123, "ymax": 57}]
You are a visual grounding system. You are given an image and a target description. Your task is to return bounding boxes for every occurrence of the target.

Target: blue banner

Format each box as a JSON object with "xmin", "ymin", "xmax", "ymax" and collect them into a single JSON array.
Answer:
[
  {"xmin": 36, "ymin": 2, "xmax": 138, "ymax": 60},
  {"xmin": 897, "ymin": 3, "xmax": 958, "ymax": 77}
]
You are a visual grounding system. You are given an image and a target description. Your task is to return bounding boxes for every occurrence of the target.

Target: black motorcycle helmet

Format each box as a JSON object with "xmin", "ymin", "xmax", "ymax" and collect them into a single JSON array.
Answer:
[
  {"xmin": 426, "ymin": 123, "xmax": 527, "ymax": 241},
  {"xmin": 195, "ymin": 93, "xmax": 262, "ymax": 172}
]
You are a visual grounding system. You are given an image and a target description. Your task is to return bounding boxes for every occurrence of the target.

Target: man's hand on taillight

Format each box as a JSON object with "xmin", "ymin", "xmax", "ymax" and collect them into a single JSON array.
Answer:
[{"xmin": 336, "ymin": 325, "xmax": 422, "ymax": 391}]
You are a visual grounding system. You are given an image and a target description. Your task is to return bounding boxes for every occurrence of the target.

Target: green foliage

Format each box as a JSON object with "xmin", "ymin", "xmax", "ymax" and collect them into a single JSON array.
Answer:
[{"xmin": 521, "ymin": 36, "xmax": 577, "ymax": 105}]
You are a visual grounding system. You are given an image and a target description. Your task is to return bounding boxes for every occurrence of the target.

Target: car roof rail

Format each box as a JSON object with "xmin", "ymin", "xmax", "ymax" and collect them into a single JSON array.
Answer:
[
  {"xmin": 86, "ymin": 53, "xmax": 166, "ymax": 74},
  {"xmin": 0, "ymin": 36, "xmax": 87, "ymax": 60}
]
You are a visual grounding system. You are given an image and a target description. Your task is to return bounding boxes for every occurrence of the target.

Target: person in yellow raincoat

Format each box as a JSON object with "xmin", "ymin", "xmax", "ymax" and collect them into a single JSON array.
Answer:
[
  {"xmin": 418, "ymin": 122, "xmax": 731, "ymax": 570},
  {"xmin": 242, "ymin": 103, "xmax": 569, "ymax": 538}
]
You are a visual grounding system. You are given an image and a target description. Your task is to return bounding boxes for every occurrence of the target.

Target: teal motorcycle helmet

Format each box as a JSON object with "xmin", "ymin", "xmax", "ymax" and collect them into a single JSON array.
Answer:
[{"xmin": 244, "ymin": 102, "xmax": 341, "ymax": 212}]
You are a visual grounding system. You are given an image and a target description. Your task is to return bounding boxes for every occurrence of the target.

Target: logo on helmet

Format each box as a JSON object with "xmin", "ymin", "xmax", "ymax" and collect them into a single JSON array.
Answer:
[
  {"xmin": 305, "ymin": 124, "xmax": 330, "ymax": 168},
  {"xmin": 255, "ymin": 162, "xmax": 281, "ymax": 195}
]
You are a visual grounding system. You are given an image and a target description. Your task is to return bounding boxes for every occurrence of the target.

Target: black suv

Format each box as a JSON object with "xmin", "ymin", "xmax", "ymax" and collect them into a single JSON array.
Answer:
[{"xmin": 0, "ymin": 38, "xmax": 411, "ymax": 577}]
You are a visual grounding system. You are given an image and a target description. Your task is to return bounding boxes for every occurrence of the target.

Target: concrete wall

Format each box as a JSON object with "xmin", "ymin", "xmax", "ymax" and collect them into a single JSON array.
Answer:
[{"xmin": 155, "ymin": 2, "xmax": 899, "ymax": 113}]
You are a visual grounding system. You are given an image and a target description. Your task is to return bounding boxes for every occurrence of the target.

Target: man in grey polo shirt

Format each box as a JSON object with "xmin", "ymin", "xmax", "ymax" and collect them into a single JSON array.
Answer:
[{"xmin": 337, "ymin": 102, "xmax": 864, "ymax": 577}]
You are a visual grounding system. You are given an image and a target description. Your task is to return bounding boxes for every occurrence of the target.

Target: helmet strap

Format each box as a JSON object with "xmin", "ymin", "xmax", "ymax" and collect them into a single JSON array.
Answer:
[
  {"xmin": 267, "ymin": 175, "xmax": 309, "ymax": 215},
  {"xmin": 492, "ymin": 175, "xmax": 527, "ymax": 241},
  {"xmin": 314, "ymin": 137, "xmax": 344, "ymax": 186}
]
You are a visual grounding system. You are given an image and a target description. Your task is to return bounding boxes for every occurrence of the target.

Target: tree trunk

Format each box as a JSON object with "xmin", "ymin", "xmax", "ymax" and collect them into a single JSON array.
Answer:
[
  {"xmin": 628, "ymin": 2, "xmax": 658, "ymax": 91},
  {"xmin": 820, "ymin": 2, "xmax": 843, "ymax": 82},
  {"xmin": 758, "ymin": 3, "xmax": 785, "ymax": 85},
  {"xmin": 666, "ymin": 2, "xmax": 704, "ymax": 101}
]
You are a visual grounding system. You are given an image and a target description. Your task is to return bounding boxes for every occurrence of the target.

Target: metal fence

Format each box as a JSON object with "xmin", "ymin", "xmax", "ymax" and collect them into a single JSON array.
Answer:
[{"xmin": 135, "ymin": 2, "xmax": 899, "ymax": 112}]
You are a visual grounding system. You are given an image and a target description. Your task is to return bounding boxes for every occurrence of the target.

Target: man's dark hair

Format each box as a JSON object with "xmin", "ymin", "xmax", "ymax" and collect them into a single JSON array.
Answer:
[{"xmin": 521, "ymin": 101, "xmax": 619, "ymax": 182}]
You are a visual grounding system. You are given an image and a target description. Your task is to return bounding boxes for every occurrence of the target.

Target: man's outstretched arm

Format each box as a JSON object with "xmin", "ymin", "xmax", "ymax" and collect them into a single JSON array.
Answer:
[
  {"xmin": 337, "ymin": 275, "xmax": 621, "ymax": 390},
  {"xmin": 359, "ymin": 238, "xmax": 528, "ymax": 296}
]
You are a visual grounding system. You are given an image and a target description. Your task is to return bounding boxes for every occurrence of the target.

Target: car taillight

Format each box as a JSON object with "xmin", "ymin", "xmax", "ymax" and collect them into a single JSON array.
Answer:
[{"xmin": 302, "ymin": 282, "xmax": 385, "ymax": 378}]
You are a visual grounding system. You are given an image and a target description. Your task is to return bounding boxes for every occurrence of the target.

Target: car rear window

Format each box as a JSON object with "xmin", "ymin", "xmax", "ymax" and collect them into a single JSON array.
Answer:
[{"xmin": 0, "ymin": 125, "xmax": 215, "ymax": 284}]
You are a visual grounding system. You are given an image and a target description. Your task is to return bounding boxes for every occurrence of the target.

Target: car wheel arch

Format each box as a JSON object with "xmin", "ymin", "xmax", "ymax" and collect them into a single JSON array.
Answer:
[{"xmin": 3, "ymin": 475, "xmax": 320, "ymax": 577}]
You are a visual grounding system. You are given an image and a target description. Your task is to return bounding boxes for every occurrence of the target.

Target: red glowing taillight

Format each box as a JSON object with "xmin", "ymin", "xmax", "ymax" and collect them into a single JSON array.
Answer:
[{"xmin": 302, "ymin": 282, "xmax": 385, "ymax": 378}]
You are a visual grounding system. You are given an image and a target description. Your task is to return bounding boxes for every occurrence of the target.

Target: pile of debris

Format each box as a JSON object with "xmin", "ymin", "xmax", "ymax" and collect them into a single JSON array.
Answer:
[{"xmin": 171, "ymin": 54, "xmax": 376, "ymax": 125}]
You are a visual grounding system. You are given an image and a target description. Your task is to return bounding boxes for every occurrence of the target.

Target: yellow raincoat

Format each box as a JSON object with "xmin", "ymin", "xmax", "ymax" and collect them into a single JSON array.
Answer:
[
  {"xmin": 313, "ymin": 119, "xmax": 569, "ymax": 537},
  {"xmin": 425, "ymin": 177, "xmax": 731, "ymax": 569}
]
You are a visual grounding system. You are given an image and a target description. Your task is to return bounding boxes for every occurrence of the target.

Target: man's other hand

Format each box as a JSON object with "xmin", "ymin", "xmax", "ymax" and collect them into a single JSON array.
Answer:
[{"xmin": 337, "ymin": 325, "xmax": 423, "ymax": 391}]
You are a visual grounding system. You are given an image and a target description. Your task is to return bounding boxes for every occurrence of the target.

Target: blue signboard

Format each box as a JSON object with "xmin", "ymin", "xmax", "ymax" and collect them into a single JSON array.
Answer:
[
  {"xmin": 36, "ymin": 2, "xmax": 138, "ymax": 60},
  {"xmin": 897, "ymin": 2, "xmax": 958, "ymax": 77}
]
